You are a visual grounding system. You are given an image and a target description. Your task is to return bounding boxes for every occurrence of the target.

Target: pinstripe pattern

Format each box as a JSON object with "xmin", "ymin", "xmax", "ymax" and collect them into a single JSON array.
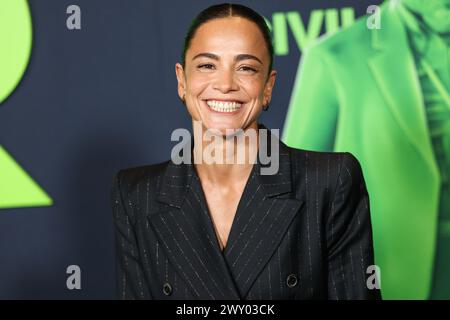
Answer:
[{"xmin": 111, "ymin": 132, "xmax": 381, "ymax": 300}]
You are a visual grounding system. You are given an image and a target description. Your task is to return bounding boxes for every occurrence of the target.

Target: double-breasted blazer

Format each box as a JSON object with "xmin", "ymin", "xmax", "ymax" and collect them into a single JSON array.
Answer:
[
  {"xmin": 282, "ymin": 1, "xmax": 435, "ymax": 299},
  {"xmin": 111, "ymin": 133, "xmax": 381, "ymax": 300}
]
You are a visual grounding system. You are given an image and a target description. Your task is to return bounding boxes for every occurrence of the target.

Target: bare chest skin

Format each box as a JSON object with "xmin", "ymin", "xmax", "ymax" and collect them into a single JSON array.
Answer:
[{"xmin": 201, "ymin": 181, "xmax": 247, "ymax": 252}]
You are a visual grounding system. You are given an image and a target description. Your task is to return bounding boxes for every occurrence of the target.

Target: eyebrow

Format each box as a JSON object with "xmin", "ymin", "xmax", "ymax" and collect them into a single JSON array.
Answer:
[{"xmin": 192, "ymin": 52, "xmax": 263, "ymax": 64}]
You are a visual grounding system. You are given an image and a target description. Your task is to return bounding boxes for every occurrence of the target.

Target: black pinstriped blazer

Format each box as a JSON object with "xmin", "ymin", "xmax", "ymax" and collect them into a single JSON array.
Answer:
[{"xmin": 111, "ymin": 133, "xmax": 381, "ymax": 300}]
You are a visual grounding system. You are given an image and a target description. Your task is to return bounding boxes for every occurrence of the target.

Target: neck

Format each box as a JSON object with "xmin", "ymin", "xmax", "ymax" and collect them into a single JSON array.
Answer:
[{"xmin": 193, "ymin": 121, "xmax": 259, "ymax": 186}]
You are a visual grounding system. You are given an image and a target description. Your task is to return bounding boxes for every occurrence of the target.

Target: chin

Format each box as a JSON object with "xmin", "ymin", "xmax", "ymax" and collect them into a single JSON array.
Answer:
[
  {"xmin": 212, "ymin": 121, "xmax": 253, "ymax": 136},
  {"xmin": 206, "ymin": 124, "xmax": 242, "ymax": 137}
]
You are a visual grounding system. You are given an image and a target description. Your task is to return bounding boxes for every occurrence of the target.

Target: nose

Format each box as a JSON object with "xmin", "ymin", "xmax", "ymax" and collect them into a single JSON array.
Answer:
[{"xmin": 213, "ymin": 69, "xmax": 239, "ymax": 93}]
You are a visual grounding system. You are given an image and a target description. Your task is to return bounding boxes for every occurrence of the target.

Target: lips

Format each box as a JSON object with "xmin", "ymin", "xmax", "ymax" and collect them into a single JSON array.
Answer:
[{"xmin": 206, "ymin": 100, "xmax": 243, "ymax": 113}]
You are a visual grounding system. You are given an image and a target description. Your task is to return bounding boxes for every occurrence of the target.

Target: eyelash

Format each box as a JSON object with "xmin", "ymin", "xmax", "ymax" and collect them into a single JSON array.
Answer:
[
  {"xmin": 239, "ymin": 66, "xmax": 257, "ymax": 72},
  {"xmin": 197, "ymin": 64, "xmax": 258, "ymax": 73},
  {"xmin": 198, "ymin": 63, "xmax": 215, "ymax": 70}
]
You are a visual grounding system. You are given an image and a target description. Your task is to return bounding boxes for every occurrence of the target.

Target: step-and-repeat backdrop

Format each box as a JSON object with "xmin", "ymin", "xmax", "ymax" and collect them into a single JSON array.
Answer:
[{"xmin": 2, "ymin": 0, "xmax": 448, "ymax": 299}]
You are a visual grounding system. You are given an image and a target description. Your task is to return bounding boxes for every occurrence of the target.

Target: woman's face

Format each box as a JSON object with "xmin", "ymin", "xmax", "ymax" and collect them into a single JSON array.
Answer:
[{"xmin": 176, "ymin": 17, "xmax": 277, "ymax": 134}]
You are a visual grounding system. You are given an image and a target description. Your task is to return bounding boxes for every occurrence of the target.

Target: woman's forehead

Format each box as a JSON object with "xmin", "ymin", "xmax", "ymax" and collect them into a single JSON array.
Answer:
[{"xmin": 187, "ymin": 17, "xmax": 268, "ymax": 58}]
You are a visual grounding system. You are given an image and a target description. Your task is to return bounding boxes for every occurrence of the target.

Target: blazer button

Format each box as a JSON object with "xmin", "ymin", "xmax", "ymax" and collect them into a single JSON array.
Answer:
[
  {"xmin": 286, "ymin": 274, "xmax": 298, "ymax": 288},
  {"xmin": 163, "ymin": 282, "xmax": 172, "ymax": 296}
]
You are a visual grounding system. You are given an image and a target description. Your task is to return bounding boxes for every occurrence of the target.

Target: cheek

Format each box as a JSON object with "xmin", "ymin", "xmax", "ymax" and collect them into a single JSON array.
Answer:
[
  {"xmin": 186, "ymin": 72, "xmax": 211, "ymax": 95},
  {"xmin": 239, "ymin": 78, "xmax": 265, "ymax": 100}
]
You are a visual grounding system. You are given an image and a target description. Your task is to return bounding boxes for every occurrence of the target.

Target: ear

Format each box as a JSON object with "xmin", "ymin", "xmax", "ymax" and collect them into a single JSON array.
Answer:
[
  {"xmin": 175, "ymin": 63, "xmax": 186, "ymax": 100},
  {"xmin": 263, "ymin": 69, "xmax": 277, "ymax": 106}
]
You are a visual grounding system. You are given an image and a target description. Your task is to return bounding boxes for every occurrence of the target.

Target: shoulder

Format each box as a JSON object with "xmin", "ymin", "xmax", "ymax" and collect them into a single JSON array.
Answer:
[
  {"xmin": 111, "ymin": 161, "xmax": 171, "ymax": 224},
  {"xmin": 112, "ymin": 160, "xmax": 170, "ymax": 194},
  {"xmin": 303, "ymin": 13, "xmax": 374, "ymax": 64},
  {"xmin": 289, "ymin": 146, "xmax": 361, "ymax": 172},
  {"xmin": 287, "ymin": 146, "xmax": 364, "ymax": 193}
]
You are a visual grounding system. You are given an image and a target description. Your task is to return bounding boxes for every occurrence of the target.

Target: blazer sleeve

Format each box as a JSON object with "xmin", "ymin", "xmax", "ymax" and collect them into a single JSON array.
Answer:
[
  {"xmin": 326, "ymin": 153, "xmax": 381, "ymax": 300},
  {"xmin": 111, "ymin": 171, "xmax": 153, "ymax": 299},
  {"xmin": 282, "ymin": 44, "xmax": 339, "ymax": 152}
]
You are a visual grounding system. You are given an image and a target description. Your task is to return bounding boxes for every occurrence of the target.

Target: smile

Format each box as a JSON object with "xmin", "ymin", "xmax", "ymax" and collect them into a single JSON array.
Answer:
[{"xmin": 206, "ymin": 100, "xmax": 243, "ymax": 113}]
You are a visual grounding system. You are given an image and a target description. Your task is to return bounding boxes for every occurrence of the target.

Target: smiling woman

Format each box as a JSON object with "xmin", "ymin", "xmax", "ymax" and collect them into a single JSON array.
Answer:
[
  {"xmin": 111, "ymin": 3, "xmax": 381, "ymax": 300},
  {"xmin": 175, "ymin": 5, "xmax": 276, "ymax": 134}
]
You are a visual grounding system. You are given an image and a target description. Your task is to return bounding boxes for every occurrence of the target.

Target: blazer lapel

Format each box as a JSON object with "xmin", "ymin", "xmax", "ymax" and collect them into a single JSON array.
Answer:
[
  {"xmin": 367, "ymin": 2, "xmax": 436, "ymax": 171},
  {"xmin": 149, "ymin": 159, "xmax": 241, "ymax": 299},
  {"xmin": 223, "ymin": 137, "xmax": 304, "ymax": 298},
  {"xmin": 149, "ymin": 131, "xmax": 303, "ymax": 299},
  {"xmin": 367, "ymin": 3, "xmax": 438, "ymax": 299}
]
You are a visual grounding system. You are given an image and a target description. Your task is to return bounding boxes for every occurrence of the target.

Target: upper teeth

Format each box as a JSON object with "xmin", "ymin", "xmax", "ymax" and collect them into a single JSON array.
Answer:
[{"xmin": 207, "ymin": 100, "xmax": 242, "ymax": 112}]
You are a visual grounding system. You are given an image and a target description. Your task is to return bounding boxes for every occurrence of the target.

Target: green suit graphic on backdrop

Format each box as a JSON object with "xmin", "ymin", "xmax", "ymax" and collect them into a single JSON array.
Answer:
[
  {"xmin": 0, "ymin": 0, "xmax": 52, "ymax": 209},
  {"xmin": 283, "ymin": 0, "xmax": 450, "ymax": 299}
]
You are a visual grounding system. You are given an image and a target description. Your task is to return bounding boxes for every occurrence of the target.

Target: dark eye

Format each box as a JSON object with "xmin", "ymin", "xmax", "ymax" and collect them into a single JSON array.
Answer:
[
  {"xmin": 198, "ymin": 63, "xmax": 215, "ymax": 70},
  {"xmin": 238, "ymin": 66, "xmax": 257, "ymax": 73}
]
